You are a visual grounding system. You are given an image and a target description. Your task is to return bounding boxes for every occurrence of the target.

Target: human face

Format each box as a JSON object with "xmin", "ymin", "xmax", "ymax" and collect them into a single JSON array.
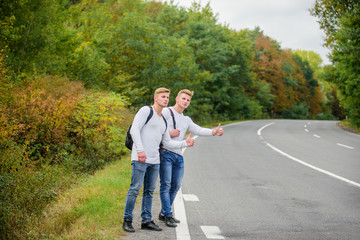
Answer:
[
  {"xmin": 176, "ymin": 93, "xmax": 191, "ymax": 110},
  {"xmin": 155, "ymin": 92, "xmax": 170, "ymax": 107}
]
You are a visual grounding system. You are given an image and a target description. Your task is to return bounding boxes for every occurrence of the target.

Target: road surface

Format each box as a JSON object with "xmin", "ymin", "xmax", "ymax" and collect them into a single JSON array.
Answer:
[{"xmin": 124, "ymin": 120, "xmax": 360, "ymax": 240}]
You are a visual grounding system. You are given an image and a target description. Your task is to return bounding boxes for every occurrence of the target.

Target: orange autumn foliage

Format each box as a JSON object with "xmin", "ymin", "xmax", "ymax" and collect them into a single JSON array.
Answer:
[
  {"xmin": 1, "ymin": 76, "xmax": 85, "ymax": 160},
  {"xmin": 252, "ymin": 33, "xmax": 323, "ymax": 116}
]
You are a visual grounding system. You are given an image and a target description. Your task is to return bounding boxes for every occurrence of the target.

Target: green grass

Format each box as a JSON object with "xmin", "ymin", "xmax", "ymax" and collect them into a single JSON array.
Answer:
[
  {"xmin": 29, "ymin": 155, "xmax": 132, "ymax": 240},
  {"xmin": 339, "ymin": 119, "xmax": 360, "ymax": 134}
]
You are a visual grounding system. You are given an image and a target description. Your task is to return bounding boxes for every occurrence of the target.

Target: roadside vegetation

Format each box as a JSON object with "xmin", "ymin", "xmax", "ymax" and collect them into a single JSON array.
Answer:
[
  {"xmin": 27, "ymin": 156, "xmax": 132, "ymax": 239},
  {"xmin": 0, "ymin": 0, "xmax": 358, "ymax": 239}
]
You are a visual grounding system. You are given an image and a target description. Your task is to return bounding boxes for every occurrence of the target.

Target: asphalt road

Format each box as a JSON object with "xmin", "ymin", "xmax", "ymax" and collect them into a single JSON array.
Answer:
[
  {"xmin": 181, "ymin": 120, "xmax": 360, "ymax": 240},
  {"xmin": 123, "ymin": 120, "xmax": 360, "ymax": 240}
]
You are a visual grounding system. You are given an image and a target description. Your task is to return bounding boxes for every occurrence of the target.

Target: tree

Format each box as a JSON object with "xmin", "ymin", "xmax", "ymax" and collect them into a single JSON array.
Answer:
[
  {"xmin": 251, "ymin": 31, "xmax": 324, "ymax": 118},
  {"xmin": 0, "ymin": 0, "xmax": 69, "ymax": 75},
  {"xmin": 183, "ymin": 2, "xmax": 260, "ymax": 120},
  {"xmin": 294, "ymin": 50, "xmax": 323, "ymax": 74},
  {"xmin": 310, "ymin": 0, "xmax": 355, "ymax": 49},
  {"xmin": 311, "ymin": 0, "xmax": 360, "ymax": 127}
]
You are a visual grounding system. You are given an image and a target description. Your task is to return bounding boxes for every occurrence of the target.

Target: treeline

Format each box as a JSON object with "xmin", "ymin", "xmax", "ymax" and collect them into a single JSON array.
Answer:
[
  {"xmin": 1, "ymin": 0, "xmax": 342, "ymax": 121},
  {"xmin": 0, "ymin": 0, "xmax": 352, "ymax": 239}
]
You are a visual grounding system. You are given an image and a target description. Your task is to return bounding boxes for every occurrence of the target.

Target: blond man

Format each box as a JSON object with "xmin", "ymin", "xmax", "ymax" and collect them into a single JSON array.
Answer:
[
  {"xmin": 159, "ymin": 89, "xmax": 223, "ymax": 227},
  {"xmin": 123, "ymin": 88, "xmax": 194, "ymax": 232}
]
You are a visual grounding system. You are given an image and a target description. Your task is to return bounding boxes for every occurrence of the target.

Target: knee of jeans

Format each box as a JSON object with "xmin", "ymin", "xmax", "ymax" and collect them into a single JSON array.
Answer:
[
  {"xmin": 170, "ymin": 182, "xmax": 181, "ymax": 192},
  {"xmin": 129, "ymin": 188, "xmax": 140, "ymax": 196},
  {"xmin": 129, "ymin": 184, "xmax": 142, "ymax": 195},
  {"xmin": 160, "ymin": 180, "xmax": 171, "ymax": 190},
  {"xmin": 143, "ymin": 187, "xmax": 155, "ymax": 195}
]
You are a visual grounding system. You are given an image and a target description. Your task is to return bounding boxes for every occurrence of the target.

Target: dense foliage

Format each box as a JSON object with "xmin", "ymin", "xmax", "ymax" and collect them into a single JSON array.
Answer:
[
  {"xmin": 0, "ymin": 0, "xmax": 350, "ymax": 238},
  {"xmin": 311, "ymin": 0, "xmax": 360, "ymax": 127}
]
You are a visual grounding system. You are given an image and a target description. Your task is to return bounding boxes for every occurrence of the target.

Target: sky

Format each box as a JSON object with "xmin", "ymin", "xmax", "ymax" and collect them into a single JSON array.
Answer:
[{"xmin": 160, "ymin": 0, "xmax": 331, "ymax": 65}]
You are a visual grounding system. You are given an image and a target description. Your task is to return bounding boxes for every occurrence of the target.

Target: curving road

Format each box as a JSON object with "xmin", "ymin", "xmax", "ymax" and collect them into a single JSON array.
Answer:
[{"xmin": 178, "ymin": 120, "xmax": 360, "ymax": 240}]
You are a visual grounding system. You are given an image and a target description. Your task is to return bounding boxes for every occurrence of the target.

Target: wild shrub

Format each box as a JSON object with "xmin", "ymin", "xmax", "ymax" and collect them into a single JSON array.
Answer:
[
  {"xmin": 0, "ymin": 76, "xmax": 85, "ymax": 239},
  {"xmin": 5, "ymin": 76, "xmax": 84, "ymax": 162},
  {"xmin": 67, "ymin": 91, "xmax": 132, "ymax": 173}
]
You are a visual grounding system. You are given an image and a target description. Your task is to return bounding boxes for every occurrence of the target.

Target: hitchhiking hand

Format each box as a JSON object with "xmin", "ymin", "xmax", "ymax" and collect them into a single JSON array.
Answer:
[
  {"xmin": 186, "ymin": 133, "xmax": 194, "ymax": 147},
  {"xmin": 213, "ymin": 123, "xmax": 224, "ymax": 136}
]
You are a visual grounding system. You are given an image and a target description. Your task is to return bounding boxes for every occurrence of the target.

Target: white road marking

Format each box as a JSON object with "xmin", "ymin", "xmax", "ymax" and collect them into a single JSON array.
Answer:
[
  {"xmin": 257, "ymin": 122, "xmax": 275, "ymax": 136},
  {"xmin": 200, "ymin": 226, "xmax": 225, "ymax": 239},
  {"xmin": 305, "ymin": 129, "xmax": 309, "ymax": 132},
  {"xmin": 183, "ymin": 194, "xmax": 200, "ymax": 201},
  {"xmin": 174, "ymin": 189, "xmax": 191, "ymax": 240},
  {"xmin": 174, "ymin": 137, "xmax": 201, "ymax": 240},
  {"xmin": 313, "ymin": 134, "xmax": 320, "ymax": 138},
  {"xmin": 336, "ymin": 143, "xmax": 354, "ymax": 149},
  {"xmin": 258, "ymin": 123, "xmax": 360, "ymax": 188}
]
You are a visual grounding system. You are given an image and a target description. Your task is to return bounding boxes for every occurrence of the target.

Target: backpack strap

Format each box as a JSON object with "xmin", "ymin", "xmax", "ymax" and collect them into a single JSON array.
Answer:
[
  {"xmin": 145, "ymin": 106, "xmax": 166, "ymax": 133},
  {"xmin": 161, "ymin": 114, "xmax": 167, "ymax": 133},
  {"xmin": 168, "ymin": 108, "xmax": 176, "ymax": 129},
  {"xmin": 145, "ymin": 106, "xmax": 153, "ymax": 125}
]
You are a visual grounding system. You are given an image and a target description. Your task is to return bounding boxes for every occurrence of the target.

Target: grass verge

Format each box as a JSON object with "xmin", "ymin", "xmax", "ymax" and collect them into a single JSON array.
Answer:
[
  {"xmin": 339, "ymin": 119, "xmax": 360, "ymax": 134},
  {"xmin": 29, "ymin": 155, "xmax": 132, "ymax": 240}
]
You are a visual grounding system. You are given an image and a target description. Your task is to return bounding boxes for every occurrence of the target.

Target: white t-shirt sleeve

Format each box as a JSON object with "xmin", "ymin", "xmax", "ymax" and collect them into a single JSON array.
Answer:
[
  {"xmin": 130, "ymin": 106, "xmax": 151, "ymax": 152},
  {"xmin": 187, "ymin": 117, "xmax": 213, "ymax": 136}
]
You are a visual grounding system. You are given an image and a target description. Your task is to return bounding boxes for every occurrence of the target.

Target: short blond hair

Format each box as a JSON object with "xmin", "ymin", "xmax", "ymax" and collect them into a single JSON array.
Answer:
[
  {"xmin": 177, "ymin": 89, "xmax": 194, "ymax": 98},
  {"xmin": 154, "ymin": 87, "xmax": 170, "ymax": 96}
]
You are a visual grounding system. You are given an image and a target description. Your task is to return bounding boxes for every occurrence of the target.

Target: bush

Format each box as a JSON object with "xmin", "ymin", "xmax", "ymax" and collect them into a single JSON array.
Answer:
[
  {"xmin": 0, "ymin": 76, "xmax": 85, "ymax": 239},
  {"xmin": 66, "ymin": 91, "xmax": 133, "ymax": 173},
  {"xmin": 3, "ymin": 76, "xmax": 84, "ymax": 163},
  {"xmin": 0, "ymin": 162, "xmax": 75, "ymax": 240},
  {"xmin": 0, "ymin": 75, "xmax": 133, "ymax": 239}
]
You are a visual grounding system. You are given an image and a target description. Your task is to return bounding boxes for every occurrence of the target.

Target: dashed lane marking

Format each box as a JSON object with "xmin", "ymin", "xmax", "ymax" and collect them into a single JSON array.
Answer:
[
  {"xmin": 336, "ymin": 143, "xmax": 354, "ymax": 149},
  {"xmin": 183, "ymin": 194, "xmax": 200, "ymax": 201},
  {"xmin": 201, "ymin": 226, "xmax": 225, "ymax": 239}
]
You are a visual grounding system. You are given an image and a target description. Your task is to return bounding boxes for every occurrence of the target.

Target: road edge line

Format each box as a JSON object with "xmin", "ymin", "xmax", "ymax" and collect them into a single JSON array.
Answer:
[{"xmin": 258, "ymin": 122, "xmax": 360, "ymax": 188}]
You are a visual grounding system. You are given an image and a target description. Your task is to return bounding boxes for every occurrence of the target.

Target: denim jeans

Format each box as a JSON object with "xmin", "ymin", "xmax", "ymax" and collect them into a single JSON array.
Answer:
[
  {"xmin": 159, "ymin": 148, "xmax": 184, "ymax": 217},
  {"xmin": 123, "ymin": 161, "xmax": 160, "ymax": 222}
]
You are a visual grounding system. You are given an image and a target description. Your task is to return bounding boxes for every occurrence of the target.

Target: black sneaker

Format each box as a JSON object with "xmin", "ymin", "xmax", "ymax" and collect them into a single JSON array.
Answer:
[
  {"xmin": 159, "ymin": 212, "xmax": 180, "ymax": 223},
  {"xmin": 165, "ymin": 216, "xmax": 177, "ymax": 228},
  {"xmin": 158, "ymin": 212, "xmax": 165, "ymax": 221},
  {"xmin": 141, "ymin": 220, "xmax": 162, "ymax": 231},
  {"xmin": 122, "ymin": 219, "xmax": 135, "ymax": 232}
]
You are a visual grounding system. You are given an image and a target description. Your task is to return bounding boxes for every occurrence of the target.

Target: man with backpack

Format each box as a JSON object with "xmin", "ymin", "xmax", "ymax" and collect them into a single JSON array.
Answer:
[
  {"xmin": 158, "ymin": 89, "xmax": 224, "ymax": 228},
  {"xmin": 122, "ymin": 87, "xmax": 194, "ymax": 233}
]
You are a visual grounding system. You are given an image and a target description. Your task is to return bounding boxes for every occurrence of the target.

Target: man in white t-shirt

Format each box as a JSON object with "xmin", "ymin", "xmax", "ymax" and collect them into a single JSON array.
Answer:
[
  {"xmin": 122, "ymin": 88, "xmax": 194, "ymax": 233},
  {"xmin": 159, "ymin": 89, "xmax": 224, "ymax": 227}
]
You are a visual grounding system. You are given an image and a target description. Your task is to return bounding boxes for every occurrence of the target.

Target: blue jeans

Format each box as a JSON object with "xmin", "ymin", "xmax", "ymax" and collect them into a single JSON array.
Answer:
[
  {"xmin": 123, "ymin": 161, "xmax": 160, "ymax": 222},
  {"xmin": 159, "ymin": 148, "xmax": 184, "ymax": 217}
]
